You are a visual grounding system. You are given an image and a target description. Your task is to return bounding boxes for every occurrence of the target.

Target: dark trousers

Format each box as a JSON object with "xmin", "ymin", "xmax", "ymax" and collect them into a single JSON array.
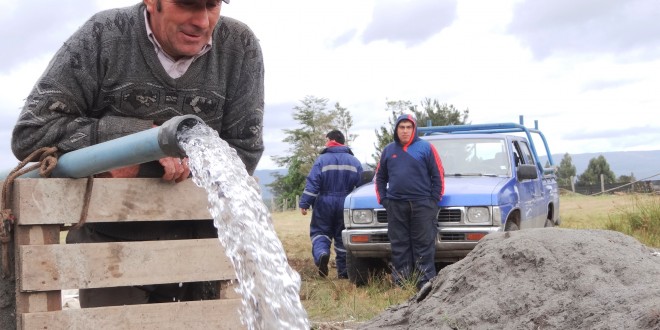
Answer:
[
  {"xmin": 386, "ymin": 198, "xmax": 438, "ymax": 289},
  {"xmin": 66, "ymin": 223, "xmax": 220, "ymax": 308},
  {"xmin": 310, "ymin": 194, "xmax": 347, "ymax": 277}
]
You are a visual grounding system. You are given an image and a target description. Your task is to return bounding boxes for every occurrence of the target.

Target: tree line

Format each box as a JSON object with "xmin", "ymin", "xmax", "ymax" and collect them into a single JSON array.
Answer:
[
  {"xmin": 266, "ymin": 96, "xmax": 637, "ymax": 206},
  {"xmin": 556, "ymin": 153, "xmax": 636, "ymax": 186}
]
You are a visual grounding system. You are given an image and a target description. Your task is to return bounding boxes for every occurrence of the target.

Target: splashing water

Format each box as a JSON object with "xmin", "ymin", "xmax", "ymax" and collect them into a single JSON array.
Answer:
[{"xmin": 178, "ymin": 124, "xmax": 310, "ymax": 330}]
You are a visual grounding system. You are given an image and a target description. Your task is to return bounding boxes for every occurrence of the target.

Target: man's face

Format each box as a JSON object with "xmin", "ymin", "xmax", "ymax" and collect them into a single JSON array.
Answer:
[
  {"xmin": 397, "ymin": 120, "xmax": 414, "ymax": 145},
  {"xmin": 145, "ymin": 0, "xmax": 222, "ymax": 60}
]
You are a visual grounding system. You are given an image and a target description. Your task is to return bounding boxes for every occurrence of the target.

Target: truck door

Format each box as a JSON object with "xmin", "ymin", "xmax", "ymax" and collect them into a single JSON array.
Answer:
[{"xmin": 512, "ymin": 141, "xmax": 544, "ymax": 228}]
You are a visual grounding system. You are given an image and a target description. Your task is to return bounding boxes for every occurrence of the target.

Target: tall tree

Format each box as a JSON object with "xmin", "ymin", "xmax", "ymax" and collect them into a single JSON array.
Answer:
[
  {"xmin": 577, "ymin": 155, "xmax": 616, "ymax": 185},
  {"xmin": 557, "ymin": 153, "xmax": 577, "ymax": 186},
  {"xmin": 617, "ymin": 173, "xmax": 636, "ymax": 184},
  {"xmin": 370, "ymin": 99, "xmax": 469, "ymax": 167},
  {"xmin": 267, "ymin": 96, "xmax": 354, "ymax": 208},
  {"xmin": 412, "ymin": 98, "xmax": 470, "ymax": 128}
]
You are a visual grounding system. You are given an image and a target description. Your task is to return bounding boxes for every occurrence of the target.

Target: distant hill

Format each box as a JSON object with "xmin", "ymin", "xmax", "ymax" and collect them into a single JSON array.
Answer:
[
  {"xmin": 543, "ymin": 150, "xmax": 660, "ymax": 180},
  {"xmin": 254, "ymin": 168, "xmax": 286, "ymax": 200}
]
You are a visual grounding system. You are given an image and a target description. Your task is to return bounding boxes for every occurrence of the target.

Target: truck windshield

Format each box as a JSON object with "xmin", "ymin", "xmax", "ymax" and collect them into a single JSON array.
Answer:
[{"xmin": 430, "ymin": 138, "xmax": 510, "ymax": 177}]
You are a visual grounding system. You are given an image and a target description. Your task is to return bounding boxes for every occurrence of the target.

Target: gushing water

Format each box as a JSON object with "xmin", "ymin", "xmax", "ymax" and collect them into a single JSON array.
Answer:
[{"xmin": 178, "ymin": 124, "xmax": 310, "ymax": 330}]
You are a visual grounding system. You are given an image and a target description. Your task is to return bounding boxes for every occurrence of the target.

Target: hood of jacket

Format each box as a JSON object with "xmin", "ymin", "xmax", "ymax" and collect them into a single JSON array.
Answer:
[{"xmin": 394, "ymin": 114, "xmax": 419, "ymax": 148}]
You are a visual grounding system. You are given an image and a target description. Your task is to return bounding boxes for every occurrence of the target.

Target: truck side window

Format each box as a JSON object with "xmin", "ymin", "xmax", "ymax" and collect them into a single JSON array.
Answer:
[
  {"xmin": 512, "ymin": 142, "xmax": 523, "ymax": 167},
  {"xmin": 513, "ymin": 151, "xmax": 521, "ymax": 167},
  {"xmin": 519, "ymin": 142, "xmax": 535, "ymax": 165}
]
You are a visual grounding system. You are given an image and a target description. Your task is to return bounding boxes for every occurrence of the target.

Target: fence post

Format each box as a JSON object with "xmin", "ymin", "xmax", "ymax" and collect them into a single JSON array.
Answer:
[
  {"xmin": 570, "ymin": 176, "xmax": 575, "ymax": 192},
  {"xmin": 282, "ymin": 199, "xmax": 287, "ymax": 212},
  {"xmin": 270, "ymin": 197, "xmax": 275, "ymax": 213},
  {"xmin": 295, "ymin": 196, "xmax": 299, "ymax": 211},
  {"xmin": 600, "ymin": 174, "xmax": 605, "ymax": 194},
  {"xmin": 630, "ymin": 175, "xmax": 634, "ymax": 193}
]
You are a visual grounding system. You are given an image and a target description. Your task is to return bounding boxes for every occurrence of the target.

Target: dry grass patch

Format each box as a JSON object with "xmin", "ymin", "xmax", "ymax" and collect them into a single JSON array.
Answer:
[{"xmin": 271, "ymin": 210, "xmax": 415, "ymax": 325}]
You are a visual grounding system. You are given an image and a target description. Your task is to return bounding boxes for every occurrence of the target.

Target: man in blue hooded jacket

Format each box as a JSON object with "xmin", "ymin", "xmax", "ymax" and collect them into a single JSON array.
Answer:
[
  {"xmin": 300, "ymin": 130, "xmax": 363, "ymax": 278},
  {"xmin": 375, "ymin": 114, "xmax": 445, "ymax": 289}
]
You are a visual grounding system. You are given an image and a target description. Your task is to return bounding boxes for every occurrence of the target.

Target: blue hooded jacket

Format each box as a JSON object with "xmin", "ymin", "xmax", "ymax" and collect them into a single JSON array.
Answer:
[{"xmin": 375, "ymin": 114, "xmax": 444, "ymax": 203}]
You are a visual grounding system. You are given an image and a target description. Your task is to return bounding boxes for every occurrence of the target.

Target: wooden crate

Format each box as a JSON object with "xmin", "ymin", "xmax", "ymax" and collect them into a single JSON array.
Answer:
[{"xmin": 8, "ymin": 178, "xmax": 244, "ymax": 330}]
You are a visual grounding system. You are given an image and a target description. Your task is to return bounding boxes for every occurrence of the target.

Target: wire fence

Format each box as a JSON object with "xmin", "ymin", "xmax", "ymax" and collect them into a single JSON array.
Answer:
[{"xmin": 561, "ymin": 172, "xmax": 660, "ymax": 196}]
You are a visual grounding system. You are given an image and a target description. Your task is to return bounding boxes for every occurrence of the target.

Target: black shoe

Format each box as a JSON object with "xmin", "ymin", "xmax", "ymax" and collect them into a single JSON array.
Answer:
[
  {"xmin": 318, "ymin": 254, "xmax": 330, "ymax": 277},
  {"xmin": 338, "ymin": 273, "xmax": 348, "ymax": 279}
]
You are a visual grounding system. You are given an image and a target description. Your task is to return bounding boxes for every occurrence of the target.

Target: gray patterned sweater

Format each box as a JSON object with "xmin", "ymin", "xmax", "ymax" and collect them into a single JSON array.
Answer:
[
  {"xmin": 12, "ymin": 3, "xmax": 264, "ymax": 175},
  {"xmin": 12, "ymin": 3, "xmax": 264, "ymax": 240}
]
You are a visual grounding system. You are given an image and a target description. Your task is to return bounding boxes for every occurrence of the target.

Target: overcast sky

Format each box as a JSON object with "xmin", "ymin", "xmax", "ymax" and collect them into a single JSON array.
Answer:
[{"xmin": 1, "ymin": 0, "xmax": 659, "ymax": 172}]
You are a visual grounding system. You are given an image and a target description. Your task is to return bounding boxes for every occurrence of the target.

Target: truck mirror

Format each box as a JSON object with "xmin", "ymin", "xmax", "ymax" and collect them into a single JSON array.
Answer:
[{"xmin": 517, "ymin": 164, "xmax": 538, "ymax": 180}]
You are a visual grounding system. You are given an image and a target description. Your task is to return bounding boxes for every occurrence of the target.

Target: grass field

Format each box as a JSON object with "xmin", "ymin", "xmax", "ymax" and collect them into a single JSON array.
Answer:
[{"xmin": 272, "ymin": 192, "xmax": 660, "ymax": 326}]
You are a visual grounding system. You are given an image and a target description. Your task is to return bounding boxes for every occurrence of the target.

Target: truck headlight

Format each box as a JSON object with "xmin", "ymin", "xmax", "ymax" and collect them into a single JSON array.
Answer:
[
  {"xmin": 352, "ymin": 210, "xmax": 373, "ymax": 224},
  {"xmin": 466, "ymin": 207, "xmax": 490, "ymax": 223}
]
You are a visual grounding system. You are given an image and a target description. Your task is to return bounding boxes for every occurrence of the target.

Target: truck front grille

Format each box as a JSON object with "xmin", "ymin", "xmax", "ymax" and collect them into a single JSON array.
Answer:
[
  {"xmin": 440, "ymin": 233, "xmax": 464, "ymax": 241},
  {"xmin": 367, "ymin": 233, "xmax": 467, "ymax": 243},
  {"xmin": 438, "ymin": 209, "xmax": 462, "ymax": 222},
  {"xmin": 376, "ymin": 210, "xmax": 388, "ymax": 223},
  {"xmin": 375, "ymin": 208, "xmax": 462, "ymax": 224},
  {"xmin": 370, "ymin": 233, "xmax": 389, "ymax": 243}
]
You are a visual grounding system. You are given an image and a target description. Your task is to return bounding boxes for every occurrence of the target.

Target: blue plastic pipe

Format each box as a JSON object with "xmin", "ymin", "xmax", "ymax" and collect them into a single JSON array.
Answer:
[{"xmin": 0, "ymin": 115, "xmax": 203, "ymax": 179}]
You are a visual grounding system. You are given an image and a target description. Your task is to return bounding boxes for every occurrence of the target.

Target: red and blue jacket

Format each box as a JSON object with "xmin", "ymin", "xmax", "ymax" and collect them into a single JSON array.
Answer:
[{"xmin": 375, "ymin": 114, "xmax": 445, "ymax": 203}]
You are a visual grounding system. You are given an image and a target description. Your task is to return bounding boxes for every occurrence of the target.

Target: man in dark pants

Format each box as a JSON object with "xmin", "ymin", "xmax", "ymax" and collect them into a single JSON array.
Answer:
[
  {"xmin": 375, "ymin": 115, "xmax": 445, "ymax": 290},
  {"xmin": 300, "ymin": 130, "xmax": 363, "ymax": 278}
]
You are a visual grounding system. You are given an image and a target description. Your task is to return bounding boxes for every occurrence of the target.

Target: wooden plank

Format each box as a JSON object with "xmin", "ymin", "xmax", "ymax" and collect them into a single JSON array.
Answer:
[
  {"xmin": 13, "ymin": 224, "xmax": 63, "ymax": 330},
  {"xmin": 13, "ymin": 178, "xmax": 211, "ymax": 225},
  {"xmin": 18, "ymin": 239, "xmax": 235, "ymax": 291},
  {"xmin": 21, "ymin": 299, "xmax": 245, "ymax": 330}
]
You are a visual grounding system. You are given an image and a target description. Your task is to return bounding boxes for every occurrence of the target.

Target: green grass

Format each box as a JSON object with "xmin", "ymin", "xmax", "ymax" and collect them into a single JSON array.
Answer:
[
  {"xmin": 604, "ymin": 194, "xmax": 660, "ymax": 247},
  {"xmin": 559, "ymin": 192, "xmax": 660, "ymax": 247}
]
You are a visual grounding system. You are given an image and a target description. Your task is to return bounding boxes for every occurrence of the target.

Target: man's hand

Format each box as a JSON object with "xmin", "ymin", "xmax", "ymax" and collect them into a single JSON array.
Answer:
[
  {"xmin": 159, "ymin": 157, "xmax": 190, "ymax": 183},
  {"xmin": 301, "ymin": 208, "xmax": 308, "ymax": 216}
]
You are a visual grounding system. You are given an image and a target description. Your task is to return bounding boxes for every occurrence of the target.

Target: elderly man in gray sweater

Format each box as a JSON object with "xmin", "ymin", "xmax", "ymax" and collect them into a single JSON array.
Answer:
[{"xmin": 11, "ymin": 0, "xmax": 264, "ymax": 307}]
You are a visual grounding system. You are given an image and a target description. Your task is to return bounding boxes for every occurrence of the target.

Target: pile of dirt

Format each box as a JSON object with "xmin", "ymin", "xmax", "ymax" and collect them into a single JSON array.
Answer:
[{"xmin": 360, "ymin": 228, "xmax": 660, "ymax": 329}]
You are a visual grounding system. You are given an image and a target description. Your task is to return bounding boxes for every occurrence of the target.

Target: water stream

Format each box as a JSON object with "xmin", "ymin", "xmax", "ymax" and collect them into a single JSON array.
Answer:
[{"xmin": 178, "ymin": 124, "xmax": 310, "ymax": 330}]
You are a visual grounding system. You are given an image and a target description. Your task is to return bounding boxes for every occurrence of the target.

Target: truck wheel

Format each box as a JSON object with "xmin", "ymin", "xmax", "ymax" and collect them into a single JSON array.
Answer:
[
  {"xmin": 544, "ymin": 207, "xmax": 555, "ymax": 227},
  {"xmin": 505, "ymin": 220, "xmax": 519, "ymax": 231},
  {"xmin": 346, "ymin": 251, "xmax": 377, "ymax": 287}
]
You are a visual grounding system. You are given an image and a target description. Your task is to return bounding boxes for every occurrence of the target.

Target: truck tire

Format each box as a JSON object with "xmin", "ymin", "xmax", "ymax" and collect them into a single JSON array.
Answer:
[
  {"xmin": 505, "ymin": 220, "xmax": 519, "ymax": 231},
  {"xmin": 545, "ymin": 207, "xmax": 555, "ymax": 227},
  {"xmin": 346, "ymin": 251, "xmax": 378, "ymax": 287}
]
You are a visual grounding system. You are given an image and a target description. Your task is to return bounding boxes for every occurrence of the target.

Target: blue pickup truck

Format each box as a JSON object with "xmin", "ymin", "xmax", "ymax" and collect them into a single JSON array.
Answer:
[{"xmin": 342, "ymin": 119, "xmax": 560, "ymax": 285}]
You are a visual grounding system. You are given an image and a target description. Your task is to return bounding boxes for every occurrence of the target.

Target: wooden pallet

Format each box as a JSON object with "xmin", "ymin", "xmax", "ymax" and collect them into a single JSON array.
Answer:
[{"xmin": 7, "ymin": 178, "xmax": 244, "ymax": 330}]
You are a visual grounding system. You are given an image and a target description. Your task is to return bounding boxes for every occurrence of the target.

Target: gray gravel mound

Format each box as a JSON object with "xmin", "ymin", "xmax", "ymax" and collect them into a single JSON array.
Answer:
[{"xmin": 360, "ymin": 228, "xmax": 660, "ymax": 330}]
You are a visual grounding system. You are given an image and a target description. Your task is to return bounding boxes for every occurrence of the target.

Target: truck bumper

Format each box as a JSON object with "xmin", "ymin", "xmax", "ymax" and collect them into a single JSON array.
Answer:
[{"xmin": 342, "ymin": 226, "xmax": 502, "ymax": 262}]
